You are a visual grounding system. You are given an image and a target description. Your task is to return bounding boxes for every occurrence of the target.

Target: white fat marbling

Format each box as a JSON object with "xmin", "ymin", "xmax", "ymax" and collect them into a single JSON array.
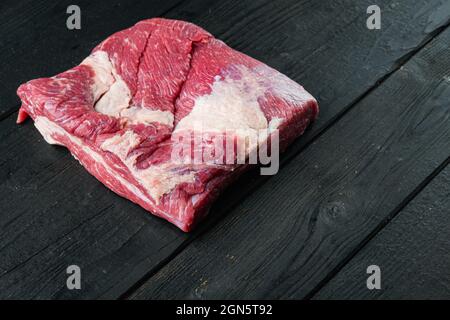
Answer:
[
  {"xmin": 254, "ymin": 64, "xmax": 317, "ymax": 104},
  {"xmin": 175, "ymin": 65, "xmax": 269, "ymax": 133},
  {"xmin": 100, "ymin": 130, "xmax": 195, "ymax": 202},
  {"xmin": 34, "ymin": 117, "xmax": 64, "ymax": 146},
  {"xmin": 82, "ymin": 51, "xmax": 131, "ymax": 117},
  {"xmin": 82, "ymin": 51, "xmax": 175, "ymax": 127},
  {"xmin": 120, "ymin": 106, "xmax": 174, "ymax": 127}
]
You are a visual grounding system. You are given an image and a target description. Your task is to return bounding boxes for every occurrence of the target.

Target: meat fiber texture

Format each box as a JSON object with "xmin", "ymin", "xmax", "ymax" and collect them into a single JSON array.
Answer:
[{"xmin": 17, "ymin": 18, "xmax": 319, "ymax": 232}]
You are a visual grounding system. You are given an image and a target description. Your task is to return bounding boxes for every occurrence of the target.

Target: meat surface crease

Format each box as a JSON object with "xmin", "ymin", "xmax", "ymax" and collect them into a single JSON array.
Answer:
[{"xmin": 17, "ymin": 18, "xmax": 319, "ymax": 231}]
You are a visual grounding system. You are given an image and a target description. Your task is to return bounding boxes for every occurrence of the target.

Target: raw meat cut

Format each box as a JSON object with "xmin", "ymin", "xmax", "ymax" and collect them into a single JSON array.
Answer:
[{"xmin": 16, "ymin": 18, "xmax": 319, "ymax": 232}]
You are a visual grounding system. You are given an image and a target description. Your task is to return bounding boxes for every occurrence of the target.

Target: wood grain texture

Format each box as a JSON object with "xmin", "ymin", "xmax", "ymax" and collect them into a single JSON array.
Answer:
[
  {"xmin": 1, "ymin": 0, "xmax": 449, "ymax": 299},
  {"xmin": 130, "ymin": 27, "xmax": 450, "ymax": 299},
  {"xmin": 314, "ymin": 163, "xmax": 450, "ymax": 300}
]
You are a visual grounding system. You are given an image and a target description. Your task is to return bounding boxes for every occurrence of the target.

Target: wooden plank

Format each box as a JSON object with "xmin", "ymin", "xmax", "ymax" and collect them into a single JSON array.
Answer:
[
  {"xmin": 0, "ymin": 0, "xmax": 185, "ymax": 118},
  {"xmin": 1, "ymin": 0, "xmax": 449, "ymax": 299},
  {"xmin": 130, "ymin": 27, "xmax": 450, "ymax": 299},
  {"xmin": 314, "ymin": 163, "xmax": 450, "ymax": 300}
]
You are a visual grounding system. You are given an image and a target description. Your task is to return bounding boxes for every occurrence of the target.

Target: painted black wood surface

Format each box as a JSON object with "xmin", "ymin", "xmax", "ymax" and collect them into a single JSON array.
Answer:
[
  {"xmin": 0, "ymin": 0, "xmax": 449, "ymax": 299},
  {"xmin": 315, "ymin": 163, "xmax": 450, "ymax": 299}
]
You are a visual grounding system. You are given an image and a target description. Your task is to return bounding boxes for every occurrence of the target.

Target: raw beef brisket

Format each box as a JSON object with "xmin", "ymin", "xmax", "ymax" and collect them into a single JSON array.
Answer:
[{"xmin": 17, "ymin": 18, "xmax": 318, "ymax": 231}]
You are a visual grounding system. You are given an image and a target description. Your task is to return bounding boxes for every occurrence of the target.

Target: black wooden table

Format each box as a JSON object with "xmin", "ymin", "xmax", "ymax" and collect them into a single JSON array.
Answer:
[{"xmin": 1, "ymin": 0, "xmax": 449, "ymax": 299}]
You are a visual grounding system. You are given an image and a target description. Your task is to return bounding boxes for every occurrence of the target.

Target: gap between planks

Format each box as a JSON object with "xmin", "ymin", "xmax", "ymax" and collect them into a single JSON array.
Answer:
[{"xmin": 306, "ymin": 155, "xmax": 450, "ymax": 299}]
